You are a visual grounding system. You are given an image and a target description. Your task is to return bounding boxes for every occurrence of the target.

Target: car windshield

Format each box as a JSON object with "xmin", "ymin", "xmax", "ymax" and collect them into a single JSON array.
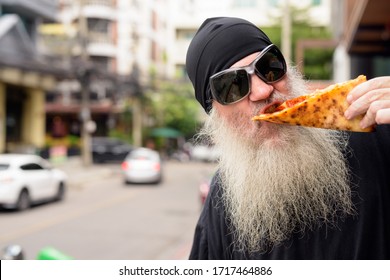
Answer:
[
  {"xmin": 0, "ymin": 164, "xmax": 10, "ymax": 170},
  {"xmin": 129, "ymin": 151, "xmax": 157, "ymax": 161}
]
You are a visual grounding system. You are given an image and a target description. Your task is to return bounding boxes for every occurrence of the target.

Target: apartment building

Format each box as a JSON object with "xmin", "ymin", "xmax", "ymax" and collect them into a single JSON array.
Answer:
[
  {"xmin": 41, "ymin": 0, "xmax": 169, "ymax": 145},
  {"xmin": 43, "ymin": 0, "xmax": 121, "ymax": 140},
  {"xmin": 166, "ymin": 0, "xmax": 331, "ymax": 80}
]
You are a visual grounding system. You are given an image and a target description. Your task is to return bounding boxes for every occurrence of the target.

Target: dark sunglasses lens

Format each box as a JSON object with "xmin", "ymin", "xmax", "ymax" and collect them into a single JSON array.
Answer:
[
  {"xmin": 211, "ymin": 70, "xmax": 249, "ymax": 104},
  {"xmin": 255, "ymin": 47, "xmax": 286, "ymax": 82}
]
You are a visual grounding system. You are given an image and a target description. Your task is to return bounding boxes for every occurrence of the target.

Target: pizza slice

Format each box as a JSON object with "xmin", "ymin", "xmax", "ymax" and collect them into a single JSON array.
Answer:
[{"xmin": 252, "ymin": 75, "xmax": 375, "ymax": 132}]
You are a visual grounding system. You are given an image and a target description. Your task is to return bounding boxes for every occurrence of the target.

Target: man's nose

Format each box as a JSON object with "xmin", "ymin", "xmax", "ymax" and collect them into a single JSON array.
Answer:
[{"xmin": 248, "ymin": 74, "xmax": 274, "ymax": 102}]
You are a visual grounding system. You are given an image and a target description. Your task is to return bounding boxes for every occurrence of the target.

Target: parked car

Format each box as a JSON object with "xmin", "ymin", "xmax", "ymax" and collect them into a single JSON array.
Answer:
[
  {"xmin": 121, "ymin": 148, "xmax": 162, "ymax": 184},
  {"xmin": 0, "ymin": 154, "xmax": 67, "ymax": 211},
  {"xmin": 92, "ymin": 137, "xmax": 133, "ymax": 163},
  {"xmin": 190, "ymin": 144, "xmax": 220, "ymax": 162}
]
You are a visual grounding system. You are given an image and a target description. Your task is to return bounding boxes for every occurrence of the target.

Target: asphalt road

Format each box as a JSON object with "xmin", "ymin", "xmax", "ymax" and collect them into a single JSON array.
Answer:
[{"xmin": 0, "ymin": 160, "xmax": 217, "ymax": 260}]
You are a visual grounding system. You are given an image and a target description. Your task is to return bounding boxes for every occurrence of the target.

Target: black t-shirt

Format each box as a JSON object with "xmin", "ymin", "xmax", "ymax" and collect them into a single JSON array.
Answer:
[{"xmin": 189, "ymin": 125, "xmax": 390, "ymax": 259}]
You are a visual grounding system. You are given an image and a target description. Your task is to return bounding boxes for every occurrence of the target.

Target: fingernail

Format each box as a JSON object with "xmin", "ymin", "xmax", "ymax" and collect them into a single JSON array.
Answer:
[
  {"xmin": 344, "ymin": 110, "xmax": 351, "ymax": 120},
  {"xmin": 346, "ymin": 94, "xmax": 352, "ymax": 103}
]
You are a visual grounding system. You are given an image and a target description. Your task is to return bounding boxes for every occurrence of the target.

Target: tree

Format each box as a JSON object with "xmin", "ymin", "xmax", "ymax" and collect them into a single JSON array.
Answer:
[
  {"xmin": 261, "ymin": 4, "xmax": 333, "ymax": 80},
  {"xmin": 145, "ymin": 80, "xmax": 201, "ymax": 139}
]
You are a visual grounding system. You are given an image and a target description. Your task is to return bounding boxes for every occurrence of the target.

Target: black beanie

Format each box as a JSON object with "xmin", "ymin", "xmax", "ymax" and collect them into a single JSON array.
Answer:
[{"xmin": 186, "ymin": 17, "xmax": 273, "ymax": 113}]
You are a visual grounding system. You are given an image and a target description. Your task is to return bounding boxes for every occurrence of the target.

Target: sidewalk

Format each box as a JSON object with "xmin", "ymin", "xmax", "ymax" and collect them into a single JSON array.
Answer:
[{"xmin": 52, "ymin": 156, "xmax": 115, "ymax": 189}]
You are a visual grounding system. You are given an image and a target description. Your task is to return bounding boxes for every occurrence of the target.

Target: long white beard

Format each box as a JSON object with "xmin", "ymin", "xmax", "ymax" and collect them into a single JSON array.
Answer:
[{"xmin": 198, "ymin": 68, "xmax": 354, "ymax": 253}]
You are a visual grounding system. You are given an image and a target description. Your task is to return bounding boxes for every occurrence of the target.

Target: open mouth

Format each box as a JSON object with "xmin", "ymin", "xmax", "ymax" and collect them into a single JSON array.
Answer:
[{"xmin": 261, "ymin": 101, "xmax": 283, "ymax": 114}]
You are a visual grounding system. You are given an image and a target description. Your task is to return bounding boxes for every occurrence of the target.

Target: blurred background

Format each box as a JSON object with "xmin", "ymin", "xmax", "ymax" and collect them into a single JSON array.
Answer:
[{"xmin": 0, "ymin": 0, "xmax": 389, "ymax": 260}]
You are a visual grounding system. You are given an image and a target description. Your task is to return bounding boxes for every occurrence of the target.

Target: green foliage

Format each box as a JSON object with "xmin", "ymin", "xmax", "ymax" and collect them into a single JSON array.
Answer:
[
  {"xmin": 261, "ymin": 4, "xmax": 333, "ymax": 80},
  {"xmin": 145, "ymin": 80, "xmax": 201, "ymax": 139},
  {"xmin": 304, "ymin": 48, "xmax": 333, "ymax": 80},
  {"xmin": 108, "ymin": 128, "xmax": 133, "ymax": 144},
  {"xmin": 107, "ymin": 102, "xmax": 133, "ymax": 144}
]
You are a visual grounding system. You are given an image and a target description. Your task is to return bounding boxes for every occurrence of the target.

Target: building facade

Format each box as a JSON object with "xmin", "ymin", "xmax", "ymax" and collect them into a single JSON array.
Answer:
[
  {"xmin": 0, "ymin": 0, "xmax": 63, "ymax": 154},
  {"xmin": 331, "ymin": 0, "xmax": 390, "ymax": 82},
  {"xmin": 165, "ymin": 0, "xmax": 331, "ymax": 80},
  {"xmin": 39, "ymin": 0, "xmax": 169, "ymax": 149}
]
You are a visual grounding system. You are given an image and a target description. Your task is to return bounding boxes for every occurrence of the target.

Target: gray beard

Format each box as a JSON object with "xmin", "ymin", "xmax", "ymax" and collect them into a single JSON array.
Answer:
[{"xmin": 197, "ymin": 68, "xmax": 354, "ymax": 253}]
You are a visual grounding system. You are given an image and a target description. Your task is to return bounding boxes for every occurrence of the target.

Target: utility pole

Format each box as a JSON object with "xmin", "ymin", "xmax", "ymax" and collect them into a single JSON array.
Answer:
[
  {"xmin": 282, "ymin": 0, "xmax": 292, "ymax": 63},
  {"xmin": 131, "ymin": 24, "xmax": 142, "ymax": 148},
  {"xmin": 132, "ymin": 97, "xmax": 142, "ymax": 147},
  {"xmin": 78, "ymin": 0, "xmax": 92, "ymax": 166}
]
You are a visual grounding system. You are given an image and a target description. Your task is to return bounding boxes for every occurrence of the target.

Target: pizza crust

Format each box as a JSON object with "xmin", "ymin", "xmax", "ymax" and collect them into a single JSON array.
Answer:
[{"xmin": 252, "ymin": 75, "xmax": 375, "ymax": 132}]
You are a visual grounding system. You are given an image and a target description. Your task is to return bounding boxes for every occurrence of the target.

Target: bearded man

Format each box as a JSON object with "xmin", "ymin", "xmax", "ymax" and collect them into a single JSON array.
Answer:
[{"xmin": 186, "ymin": 17, "xmax": 390, "ymax": 259}]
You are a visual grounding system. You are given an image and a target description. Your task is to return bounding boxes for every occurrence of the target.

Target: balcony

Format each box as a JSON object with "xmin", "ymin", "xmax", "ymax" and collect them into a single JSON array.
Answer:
[
  {"xmin": 82, "ymin": 0, "xmax": 116, "ymax": 21},
  {"xmin": 85, "ymin": 0, "xmax": 112, "ymax": 7}
]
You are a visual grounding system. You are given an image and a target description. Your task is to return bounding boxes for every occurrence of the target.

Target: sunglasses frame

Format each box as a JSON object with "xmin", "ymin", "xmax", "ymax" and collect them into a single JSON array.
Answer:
[{"xmin": 209, "ymin": 44, "xmax": 287, "ymax": 105}]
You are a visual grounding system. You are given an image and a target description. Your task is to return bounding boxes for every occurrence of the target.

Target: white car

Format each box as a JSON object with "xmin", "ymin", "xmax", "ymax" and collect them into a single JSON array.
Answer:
[
  {"xmin": 0, "ymin": 154, "xmax": 68, "ymax": 211},
  {"xmin": 121, "ymin": 148, "xmax": 162, "ymax": 184},
  {"xmin": 190, "ymin": 145, "xmax": 220, "ymax": 162}
]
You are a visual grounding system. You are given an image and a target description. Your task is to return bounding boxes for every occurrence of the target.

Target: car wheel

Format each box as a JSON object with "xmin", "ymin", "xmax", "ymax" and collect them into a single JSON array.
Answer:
[
  {"xmin": 55, "ymin": 182, "xmax": 66, "ymax": 201},
  {"xmin": 16, "ymin": 190, "xmax": 31, "ymax": 211},
  {"xmin": 154, "ymin": 177, "xmax": 162, "ymax": 185}
]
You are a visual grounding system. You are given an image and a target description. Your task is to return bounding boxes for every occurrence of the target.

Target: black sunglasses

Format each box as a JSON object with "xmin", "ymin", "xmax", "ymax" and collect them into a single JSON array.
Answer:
[{"xmin": 209, "ymin": 44, "xmax": 287, "ymax": 105}]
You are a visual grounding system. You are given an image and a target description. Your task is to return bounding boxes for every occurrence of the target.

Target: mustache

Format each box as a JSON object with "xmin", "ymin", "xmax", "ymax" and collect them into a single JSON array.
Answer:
[
  {"xmin": 250, "ymin": 69, "xmax": 305, "ymax": 116},
  {"xmin": 250, "ymin": 90, "xmax": 292, "ymax": 116}
]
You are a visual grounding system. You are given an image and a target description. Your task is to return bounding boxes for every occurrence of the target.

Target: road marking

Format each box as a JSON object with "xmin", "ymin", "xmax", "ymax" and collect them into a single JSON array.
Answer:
[{"xmin": 0, "ymin": 191, "xmax": 139, "ymax": 243}]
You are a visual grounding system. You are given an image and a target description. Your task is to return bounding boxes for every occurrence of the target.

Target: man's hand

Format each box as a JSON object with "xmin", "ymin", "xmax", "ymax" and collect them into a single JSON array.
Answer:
[{"xmin": 344, "ymin": 76, "xmax": 390, "ymax": 129}]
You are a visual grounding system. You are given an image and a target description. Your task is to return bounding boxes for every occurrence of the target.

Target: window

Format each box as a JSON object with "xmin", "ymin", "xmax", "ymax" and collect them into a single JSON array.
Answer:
[
  {"xmin": 268, "ymin": 0, "xmax": 280, "ymax": 7},
  {"xmin": 175, "ymin": 64, "xmax": 187, "ymax": 79},
  {"xmin": 90, "ymin": 56, "xmax": 111, "ymax": 71},
  {"xmin": 20, "ymin": 163, "xmax": 44, "ymax": 171},
  {"xmin": 87, "ymin": 18, "xmax": 111, "ymax": 33},
  {"xmin": 0, "ymin": 164, "xmax": 10, "ymax": 170},
  {"xmin": 312, "ymin": 0, "xmax": 321, "ymax": 5},
  {"xmin": 176, "ymin": 29, "xmax": 196, "ymax": 40}
]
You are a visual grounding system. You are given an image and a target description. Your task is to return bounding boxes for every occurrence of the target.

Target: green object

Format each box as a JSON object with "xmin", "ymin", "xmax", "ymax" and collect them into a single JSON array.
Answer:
[
  {"xmin": 37, "ymin": 246, "xmax": 73, "ymax": 260},
  {"xmin": 150, "ymin": 127, "xmax": 182, "ymax": 138}
]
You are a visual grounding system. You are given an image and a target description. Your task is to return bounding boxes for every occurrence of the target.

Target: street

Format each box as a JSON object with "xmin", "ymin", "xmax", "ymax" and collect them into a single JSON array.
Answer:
[{"xmin": 0, "ymin": 160, "xmax": 216, "ymax": 260}]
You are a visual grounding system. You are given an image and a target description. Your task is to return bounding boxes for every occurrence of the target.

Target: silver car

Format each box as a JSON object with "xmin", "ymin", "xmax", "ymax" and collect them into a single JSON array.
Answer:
[
  {"xmin": 0, "ymin": 154, "xmax": 67, "ymax": 211},
  {"xmin": 121, "ymin": 148, "xmax": 162, "ymax": 184}
]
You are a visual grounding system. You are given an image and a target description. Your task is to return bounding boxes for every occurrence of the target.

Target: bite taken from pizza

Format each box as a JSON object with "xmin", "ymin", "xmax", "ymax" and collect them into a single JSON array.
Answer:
[{"xmin": 252, "ymin": 75, "xmax": 375, "ymax": 132}]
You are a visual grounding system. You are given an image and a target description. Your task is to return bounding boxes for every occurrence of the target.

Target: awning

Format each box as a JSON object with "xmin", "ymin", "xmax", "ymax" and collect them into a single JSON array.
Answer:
[{"xmin": 150, "ymin": 127, "xmax": 182, "ymax": 138}]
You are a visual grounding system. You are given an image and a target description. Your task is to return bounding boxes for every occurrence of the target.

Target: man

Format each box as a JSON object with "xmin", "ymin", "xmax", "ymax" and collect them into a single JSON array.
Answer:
[{"xmin": 186, "ymin": 17, "xmax": 390, "ymax": 259}]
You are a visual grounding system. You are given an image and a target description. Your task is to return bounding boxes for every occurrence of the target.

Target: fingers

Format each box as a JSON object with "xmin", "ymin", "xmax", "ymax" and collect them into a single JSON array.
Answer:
[
  {"xmin": 346, "ymin": 77, "xmax": 390, "ymax": 104},
  {"xmin": 344, "ymin": 77, "xmax": 390, "ymax": 127},
  {"xmin": 359, "ymin": 100, "xmax": 390, "ymax": 129},
  {"xmin": 344, "ymin": 88, "xmax": 390, "ymax": 119},
  {"xmin": 376, "ymin": 107, "xmax": 390, "ymax": 125}
]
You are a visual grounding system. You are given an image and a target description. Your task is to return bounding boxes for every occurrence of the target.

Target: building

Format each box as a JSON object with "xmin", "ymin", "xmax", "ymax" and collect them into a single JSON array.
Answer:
[
  {"xmin": 41, "ymin": 0, "xmax": 121, "ymax": 144},
  {"xmin": 39, "ymin": 0, "xmax": 169, "ymax": 150},
  {"xmin": 166, "ymin": 0, "xmax": 332, "ymax": 80},
  {"xmin": 0, "ymin": 0, "xmax": 66, "ymax": 154},
  {"xmin": 332, "ymin": 0, "xmax": 390, "ymax": 82}
]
